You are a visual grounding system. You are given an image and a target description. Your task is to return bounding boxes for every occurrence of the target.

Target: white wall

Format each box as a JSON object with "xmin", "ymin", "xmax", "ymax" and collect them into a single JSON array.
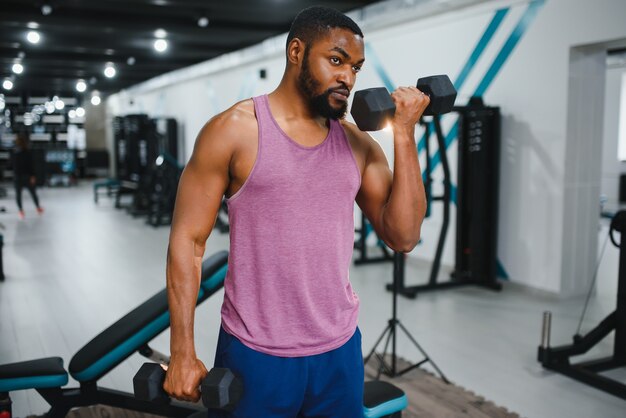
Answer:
[
  {"xmin": 602, "ymin": 62, "xmax": 626, "ymax": 210},
  {"xmin": 107, "ymin": 0, "xmax": 626, "ymax": 296}
]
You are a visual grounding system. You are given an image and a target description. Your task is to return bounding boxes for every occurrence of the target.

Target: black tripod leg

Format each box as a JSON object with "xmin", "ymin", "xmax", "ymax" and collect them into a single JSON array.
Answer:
[
  {"xmin": 364, "ymin": 323, "xmax": 393, "ymax": 379},
  {"xmin": 396, "ymin": 321, "xmax": 449, "ymax": 383}
]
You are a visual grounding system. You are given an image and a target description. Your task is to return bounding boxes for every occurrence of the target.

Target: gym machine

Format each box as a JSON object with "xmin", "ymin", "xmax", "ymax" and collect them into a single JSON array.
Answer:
[
  {"xmin": 538, "ymin": 210, "xmax": 626, "ymax": 400},
  {"xmin": 354, "ymin": 213, "xmax": 394, "ymax": 265},
  {"xmin": 108, "ymin": 115, "xmax": 181, "ymax": 227},
  {"xmin": 146, "ymin": 153, "xmax": 183, "ymax": 227}
]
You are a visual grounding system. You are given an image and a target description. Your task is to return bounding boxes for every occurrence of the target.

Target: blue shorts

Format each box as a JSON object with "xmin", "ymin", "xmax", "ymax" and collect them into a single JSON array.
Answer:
[{"xmin": 208, "ymin": 326, "xmax": 364, "ymax": 418}]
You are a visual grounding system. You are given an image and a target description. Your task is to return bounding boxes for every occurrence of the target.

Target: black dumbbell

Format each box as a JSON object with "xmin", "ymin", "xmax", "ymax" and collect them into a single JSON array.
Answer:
[
  {"xmin": 351, "ymin": 74, "xmax": 457, "ymax": 131},
  {"xmin": 133, "ymin": 362, "xmax": 243, "ymax": 412}
]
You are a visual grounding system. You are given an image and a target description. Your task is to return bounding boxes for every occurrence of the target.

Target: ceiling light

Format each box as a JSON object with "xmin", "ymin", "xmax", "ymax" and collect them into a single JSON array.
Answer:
[
  {"xmin": 27, "ymin": 22, "xmax": 39, "ymax": 29},
  {"xmin": 2, "ymin": 80, "xmax": 13, "ymax": 91},
  {"xmin": 27, "ymin": 31, "xmax": 41, "ymax": 44},
  {"xmin": 154, "ymin": 29, "xmax": 167, "ymax": 38},
  {"xmin": 55, "ymin": 99, "xmax": 65, "ymax": 110},
  {"xmin": 12, "ymin": 63, "xmax": 24, "ymax": 74},
  {"xmin": 154, "ymin": 39, "xmax": 168, "ymax": 53},
  {"xmin": 198, "ymin": 16, "xmax": 209, "ymax": 27},
  {"xmin": 127, "ymin": 56, "xmax": 136, "ymax": 66},
  {"xmin": 68, "ymin": 109, "xmax": 76, "ymax": 118},
  {"xmin": 45, "ymin": 101, "xmax": 55, "ymax": 113},
  {"xmin": 41, "ymin": 3, "xmax": 53, "ymax": 16},
  {"xmin": 91, "ymin": 95, "xmax": 101, "ymax": 106},
  {"xmin": 76, "ymin": 80, "xmax": 87, "ymax": 92},
  {"xmin": 17, "ymin": 51, "xmax": 26, "ymax": 59},
  {"xmin": 104, "ymin": 63, "xmax": 116, "ymax": 78},
  {"xmin": 76, "ymin": 107, "xmax": 85, "ymax": 118}
]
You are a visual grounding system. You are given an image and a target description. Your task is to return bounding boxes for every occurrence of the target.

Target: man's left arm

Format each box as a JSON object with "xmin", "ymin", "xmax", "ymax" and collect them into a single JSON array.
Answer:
[{"xmin": 353, "ymin": 86, "xmax": 429, "ymax": 252}]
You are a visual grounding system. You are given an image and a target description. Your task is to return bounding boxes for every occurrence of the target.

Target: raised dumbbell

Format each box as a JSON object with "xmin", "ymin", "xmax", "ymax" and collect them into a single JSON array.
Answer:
[
  {"xmin": 350, "ymin": 74, "xmax": 457, "ymax": 131},
  {"xmin": 133, "ymin": 362, "xmax": 243, "ymax": 412}
]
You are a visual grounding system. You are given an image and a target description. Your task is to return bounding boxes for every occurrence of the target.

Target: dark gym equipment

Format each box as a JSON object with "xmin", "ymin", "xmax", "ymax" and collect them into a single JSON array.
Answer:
[
  {"xmin": 0, "ymin": 251, "xmax": 229, "ymax": 418},
  {"xmin": 350, "ymin": 75, "xmax": 457, "ymax": 131},
  {"xmin": 133, "ymin": 363, "xmax": 243, "ymax": 411},
  {"xmin": 200, "ymin": 367, "xmax": 242, "ymax": 411},
  {"xmin": 538, "ymin": 210, "xmax": 626, "ymax": 400},
  {"xmin": 145, "ymin": 153, "xmax": 183, "ymax": 227},
  {"xmin": 108, "ymin": 115, "xmax": 182, "ymax": 227},
  {"xmin": 0, "ymin": 234, "xmax": 4, "ymax": 282},
  {"xmin": 354, "ymin": 212, "xmax": 393, "ymax": 265},
  {"xmin": 392, "ymin": 97, "xmax": 502, "ymax": 298},
  {"xmin": 454, "ymin": 98, "xmax": 501, "ymax": 290}
]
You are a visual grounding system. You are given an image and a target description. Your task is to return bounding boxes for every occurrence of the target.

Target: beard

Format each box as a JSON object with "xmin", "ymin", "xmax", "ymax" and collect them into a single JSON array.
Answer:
[{"xmin": 297, "ymin": 49, "xmax": 348, "ymax": 120}]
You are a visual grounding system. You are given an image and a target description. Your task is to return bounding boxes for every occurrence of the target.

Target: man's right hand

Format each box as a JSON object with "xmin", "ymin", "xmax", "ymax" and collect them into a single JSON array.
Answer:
[{"xmin": 163, "ymin": 356, "xmax": 208, "ymax": 402}]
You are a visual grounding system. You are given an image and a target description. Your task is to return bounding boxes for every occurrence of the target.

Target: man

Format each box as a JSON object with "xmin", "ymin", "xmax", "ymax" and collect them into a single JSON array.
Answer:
[{"xmin": 165, "ymin": 6, "xmax": 428, "ymax": 418}]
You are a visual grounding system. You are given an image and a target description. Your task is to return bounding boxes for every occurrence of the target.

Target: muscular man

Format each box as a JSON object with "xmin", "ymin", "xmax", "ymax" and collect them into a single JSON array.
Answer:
[{"xmin": 165, "ymin": 6, "xmax": 428, "ymax": 417}]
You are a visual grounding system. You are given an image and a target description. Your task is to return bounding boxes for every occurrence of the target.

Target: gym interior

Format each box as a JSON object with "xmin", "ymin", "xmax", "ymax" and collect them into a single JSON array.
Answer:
[{"xmin": 1, "ymin": 0, "xmax": 626, "ymax": 417}]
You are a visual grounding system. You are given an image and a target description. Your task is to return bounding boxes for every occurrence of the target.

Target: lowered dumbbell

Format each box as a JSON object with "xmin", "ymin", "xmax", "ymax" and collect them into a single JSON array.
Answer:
[
  {"xmin": 133, "ymin": 362, "xmax": 243, "ymax": 412},
  {"xmin": 351, "ymin": 74, "xmax": 457, "ymax": 131}
]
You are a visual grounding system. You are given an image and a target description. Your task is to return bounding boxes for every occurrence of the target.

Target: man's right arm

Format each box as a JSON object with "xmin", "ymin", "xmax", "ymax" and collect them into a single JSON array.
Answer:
[{"xmin": 164, "ymin": 113, "xmax": 234, "ymax": 402}]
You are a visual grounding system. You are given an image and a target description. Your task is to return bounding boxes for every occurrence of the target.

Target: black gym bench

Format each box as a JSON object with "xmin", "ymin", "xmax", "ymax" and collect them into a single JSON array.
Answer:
[{"xmin": 0, "ymin": 250, "xmax": 407, "ymax": 417}]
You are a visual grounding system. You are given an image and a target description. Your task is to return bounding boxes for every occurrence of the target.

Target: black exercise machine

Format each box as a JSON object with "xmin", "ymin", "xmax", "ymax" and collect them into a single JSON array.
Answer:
[
  {"xmin": 538, "ymin": 210, "xmax": 626, "ymax": 400},
  {"xmin": 354, "ymin": 212, "xmax": 393, "ymax": 265}
]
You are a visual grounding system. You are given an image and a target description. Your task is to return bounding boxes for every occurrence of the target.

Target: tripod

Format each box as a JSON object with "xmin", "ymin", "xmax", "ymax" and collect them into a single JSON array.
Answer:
[{"xmin": 364, "ymin": 251, "xmax": 449, "ymax": 382}]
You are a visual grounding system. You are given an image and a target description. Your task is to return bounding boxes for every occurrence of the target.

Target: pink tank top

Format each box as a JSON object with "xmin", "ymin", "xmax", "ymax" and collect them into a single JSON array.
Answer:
[{"xmin": 220, "ymin": 95, "xmax": 361, "ymax": 357}]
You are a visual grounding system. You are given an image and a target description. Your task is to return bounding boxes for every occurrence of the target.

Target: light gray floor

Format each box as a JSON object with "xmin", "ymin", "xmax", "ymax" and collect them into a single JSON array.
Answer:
[{"xmin": 0, "ymin": 182, "xmax": 624, "ymax": 418}]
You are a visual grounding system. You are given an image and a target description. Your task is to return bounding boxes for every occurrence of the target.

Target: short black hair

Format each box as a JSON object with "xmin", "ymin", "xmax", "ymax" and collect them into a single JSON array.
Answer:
[{"xmin": 286, "ymin": 6, "xmax": 363, "ymax": 49}]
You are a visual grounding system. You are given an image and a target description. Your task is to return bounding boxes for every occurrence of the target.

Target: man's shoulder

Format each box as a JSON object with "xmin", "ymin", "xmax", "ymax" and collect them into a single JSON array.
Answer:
[
  {"xmin": 197, "ymin": 98, "xmax": 257, "ymax": 145},
  {"xmin": 210, "ymin": 98, "xmax": 256, "ymax": 130},
  {"xmin": 339, "ymin": 119, "xmax": 374, "ymax": 152}
]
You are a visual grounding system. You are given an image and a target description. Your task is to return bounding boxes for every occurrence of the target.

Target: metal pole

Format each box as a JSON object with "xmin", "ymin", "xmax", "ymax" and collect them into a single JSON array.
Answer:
[{"xmin": 541, "ymin": 311, "xmax": 552, "ymax": 349}]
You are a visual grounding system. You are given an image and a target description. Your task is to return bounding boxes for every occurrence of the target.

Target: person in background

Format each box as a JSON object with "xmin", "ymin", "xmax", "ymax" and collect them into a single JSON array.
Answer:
[{"xmin": 13, "ymin": 131, "xmax": 43, "ymax": 219}]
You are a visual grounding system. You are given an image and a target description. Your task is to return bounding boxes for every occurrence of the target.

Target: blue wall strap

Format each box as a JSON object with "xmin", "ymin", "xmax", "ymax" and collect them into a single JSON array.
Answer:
[
  {"xmin": 417, "ymin": 7, "xmax": 510, "ymax": 155},
  {"xmin": 474, "ymin": 0, "xmax": 545, "ymax": 97},
  {"xmin": 418, "ymin": 1, "xmax": 545, "ymax": 280},
  {"xmin": 365, "ymin": 43, "xmax": 396, "ymax": 92}
]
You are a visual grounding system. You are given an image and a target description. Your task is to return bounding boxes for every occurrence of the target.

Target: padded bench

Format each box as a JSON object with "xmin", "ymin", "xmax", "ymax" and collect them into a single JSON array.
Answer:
[
  {"xmin": 93, "ymin": 178, "xmax": 120, "ymax": 204},
  {"xmin": 364, "ymin": 380, "xmax": 408, "ymax": 417},
  {"xmin": 0, "ymin": 251, "xmax": 229, "ymax": 418},
  {"xmin": 0, "ymin": 357, "xmax": 68, "ymax": 393}
]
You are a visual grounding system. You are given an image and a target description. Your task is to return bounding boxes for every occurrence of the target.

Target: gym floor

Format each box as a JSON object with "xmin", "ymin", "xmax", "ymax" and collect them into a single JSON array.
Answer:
[{"xmin": 0, "ymin": 182, "xmax": 624, "ymax": 418}]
